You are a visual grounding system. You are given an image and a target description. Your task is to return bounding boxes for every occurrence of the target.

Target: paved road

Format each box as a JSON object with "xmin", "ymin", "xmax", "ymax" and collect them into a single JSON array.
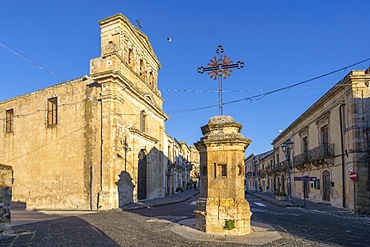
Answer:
[
  {"xmin": 1, "ymin": 192, "xmax": 369, "ymax": 246},
  {"xmin": 246, "ymin": 194, "xmax": 370, "ymax": 247}
]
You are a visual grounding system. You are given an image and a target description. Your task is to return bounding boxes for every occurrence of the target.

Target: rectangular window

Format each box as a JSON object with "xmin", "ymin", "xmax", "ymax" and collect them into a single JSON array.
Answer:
[
  {"xmin": 5, "ymin": 109, "xmax": 14, "ymax": 133},
  {"xmin": 47, "ymin": 97, "xmax": 58, "ymax": 126},
  {"xmin": 320, "ymin": 125, "xmax": 328, "ymax": 144},
  {"xmin": 302, "ymin": 136, "xmax": 308, "ymax": 153},
  {"xmin": 221, "ymin": 164, "xmax": 227, "ymax": 177},
  {"xmin": 140, "ymin": 111, "xmax": 146, "ymax": 132}
]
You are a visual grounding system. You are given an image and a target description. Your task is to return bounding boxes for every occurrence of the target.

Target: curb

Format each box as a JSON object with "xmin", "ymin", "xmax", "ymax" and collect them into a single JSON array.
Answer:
[
  {"xmin": 248, "ymin": 192, "xmax": 302, "ymax": 208},
  {"xmin": 122, "ymin": 191, "xmax": 200, "ymax": 211}
]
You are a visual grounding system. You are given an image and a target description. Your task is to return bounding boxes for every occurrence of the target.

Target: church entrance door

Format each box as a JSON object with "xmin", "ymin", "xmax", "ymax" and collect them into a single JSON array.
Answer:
[{"xmin": 138, "ymin": 150, "xmax": 147, "ymax": 200}]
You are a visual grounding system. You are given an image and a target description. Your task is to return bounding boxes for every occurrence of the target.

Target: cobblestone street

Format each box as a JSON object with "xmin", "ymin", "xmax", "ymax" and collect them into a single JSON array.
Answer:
[{"xmin": 1, "ymin": 191, "xmax": 369, "ymax": 246}]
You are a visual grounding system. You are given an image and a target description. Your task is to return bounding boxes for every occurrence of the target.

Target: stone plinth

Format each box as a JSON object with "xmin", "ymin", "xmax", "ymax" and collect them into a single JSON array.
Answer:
[
  {"xmin": 0, "ymin": 164, "xmax": 13, "ymax": 236},
  {"xmin": 194, "ymin": 116, "xmax": 252, "ymax": 235}
]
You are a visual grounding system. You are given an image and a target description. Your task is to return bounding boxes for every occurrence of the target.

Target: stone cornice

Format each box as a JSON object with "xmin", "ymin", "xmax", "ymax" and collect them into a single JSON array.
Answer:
[
  {"xmin": 92, "ymin": 71, "xmax": 169, "ymax": 121},
  {"xmin": 96, "ymin": 52, "xmax": 162, "ymax": 99},
  {"xmin": 129, "ymin": 127, "xmax": 158, "ymax": 144}
]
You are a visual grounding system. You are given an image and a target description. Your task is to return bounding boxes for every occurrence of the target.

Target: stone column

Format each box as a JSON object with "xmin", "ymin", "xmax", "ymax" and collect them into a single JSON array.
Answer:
[{"xmin": 194, "ymin": 116, "xmax": 252, "ymax": 235}]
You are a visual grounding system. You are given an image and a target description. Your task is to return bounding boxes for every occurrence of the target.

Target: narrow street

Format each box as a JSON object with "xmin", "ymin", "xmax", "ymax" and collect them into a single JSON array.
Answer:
[{"xmin": 2, "ymin": 193, "xmax": 369, "ymax": 246}]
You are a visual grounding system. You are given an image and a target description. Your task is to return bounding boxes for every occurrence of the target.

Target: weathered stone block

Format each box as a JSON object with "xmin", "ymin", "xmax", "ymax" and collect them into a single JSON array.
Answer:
[{"xmin": 0, "ymin": 165, "xmax": 13, "ymax": 236}]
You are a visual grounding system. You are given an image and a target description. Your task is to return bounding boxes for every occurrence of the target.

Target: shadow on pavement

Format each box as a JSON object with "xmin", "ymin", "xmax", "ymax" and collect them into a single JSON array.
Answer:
[{"xmin": 1, "ymin": 216, "xmax": 119, "ymax": 247}]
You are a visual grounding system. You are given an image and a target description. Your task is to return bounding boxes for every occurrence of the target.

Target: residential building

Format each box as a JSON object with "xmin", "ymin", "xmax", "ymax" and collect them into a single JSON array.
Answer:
[
  {"xmin": 164, "ymin": 135, "xmax": 193, "ymax": 195},
  {"xmin": 245, "ymin": 151, "xmax": 273, "ymax": 192},
  {"xmin": 189, "ymin": 145, "xmax": 200, "ymax": 186},
  {"xmin": 270, "ymin": 69, "xmax": 370, "ymax": 213}
]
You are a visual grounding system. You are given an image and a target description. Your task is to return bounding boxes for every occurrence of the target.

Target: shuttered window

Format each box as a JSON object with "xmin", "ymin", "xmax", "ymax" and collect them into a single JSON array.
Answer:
[
  {"xmin": 5, "ymin": 109, "xmax": 14, "ymax": 133},
  {"xmin": 47, "ymin": 97, "xmax": 58, "ymax": 126}
]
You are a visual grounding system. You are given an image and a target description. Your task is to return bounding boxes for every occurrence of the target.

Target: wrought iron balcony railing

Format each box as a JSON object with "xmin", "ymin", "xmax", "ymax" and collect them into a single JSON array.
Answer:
[
  {"xmin": 270, "ymin": 143, "xmax": 336, "ymax": 172},
  {"xmin": 292, "ymin": 143, "xmax": 334, "ymax": 168},
  {"xmin": 280, "ymin": 160, "xmax": 289, "ymax": 170},
  {"xmin": 293, "ymin": 153, "xmax": 308, "ymax": 167},
  {"xmin": 307, "ymin": 143, "xmax": 335, "ymax": 161}
]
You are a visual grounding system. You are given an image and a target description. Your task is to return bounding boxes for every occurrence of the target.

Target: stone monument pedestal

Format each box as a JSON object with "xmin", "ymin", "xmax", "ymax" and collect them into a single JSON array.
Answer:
[{"xmin": 194, "ymin": 116, "xmax": 252, "ymax": 235}]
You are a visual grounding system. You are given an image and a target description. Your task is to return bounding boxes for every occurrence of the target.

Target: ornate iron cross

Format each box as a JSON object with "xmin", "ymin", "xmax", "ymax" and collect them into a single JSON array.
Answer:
[{"xmin": 197, "ymin": 45, "xmax": 244, "ymax": 115}]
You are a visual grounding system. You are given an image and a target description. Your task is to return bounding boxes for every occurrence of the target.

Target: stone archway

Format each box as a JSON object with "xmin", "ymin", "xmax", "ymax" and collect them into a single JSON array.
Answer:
[{"xmin": 137, "ymin": 149, "xmax": 147, "ymax": 200}]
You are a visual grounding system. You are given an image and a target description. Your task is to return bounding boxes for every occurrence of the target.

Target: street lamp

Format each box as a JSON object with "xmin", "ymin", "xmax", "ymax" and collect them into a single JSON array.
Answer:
[{"xmin": 281, "ymin": 140, "xmax": 294, "ymax": 203}]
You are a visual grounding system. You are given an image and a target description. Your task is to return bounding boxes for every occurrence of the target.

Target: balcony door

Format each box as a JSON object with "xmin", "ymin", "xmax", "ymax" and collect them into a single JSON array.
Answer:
[
  {"xmin": 320, "ymin": 125, "xmax": 329, "ymax": 145},
  {"xmin": 322, "ymin": 170, "xmax": 331, "ymax": 201}
]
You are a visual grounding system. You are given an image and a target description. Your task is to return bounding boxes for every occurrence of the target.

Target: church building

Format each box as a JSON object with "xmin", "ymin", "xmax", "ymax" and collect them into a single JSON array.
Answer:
[{"xmin": 0, "ymin": 14, "xmax": 172, "ymax": 210}]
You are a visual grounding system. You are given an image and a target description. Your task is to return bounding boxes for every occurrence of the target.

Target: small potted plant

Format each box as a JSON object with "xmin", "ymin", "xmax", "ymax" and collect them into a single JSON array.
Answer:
[{"xmin": 276, "ymin": 191, "xmax": 287, "ymax": 201}]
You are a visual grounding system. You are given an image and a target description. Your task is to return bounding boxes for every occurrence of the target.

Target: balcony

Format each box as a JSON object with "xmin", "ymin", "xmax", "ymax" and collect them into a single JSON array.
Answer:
[
  {"xmin": 293, "ymin": 153, "xmax": 308, "ymax": 167},
  {"xmin": 271, "ymin": 164, "xmax": 281, "ymax": 173},
  {"xmin": 308, "ymin": 143, "xmax": 335, "ymax": 161},
  {"xmin": 265, "ymin": 165, "xmax": 272, "ymax": 174},
  {"xmin": 257, "ymin": 169, "xmax": 267, "ymax": 178},
  {"xmin": 280, "ymin": 160, "xmax": 289, "ymax": 170},
  {"xmin": 292, "ymin": 143, "xmax": 335, "ymax": 168}
]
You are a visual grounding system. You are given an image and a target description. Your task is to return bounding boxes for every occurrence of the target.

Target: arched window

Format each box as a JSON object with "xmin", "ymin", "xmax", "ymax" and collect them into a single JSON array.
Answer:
[
  {"xmin": 139, "ymin": 59, "xmax": 145, "ymax": 79},
  {"xmin": 149, "ymin": 72, "xmax": 154, "ymax": 87},
  {"xmin": 140, "ymin": 111, "xmax": 146, "ymax": 132},
  {"xmin": 128, "ymin": 49, "xmax": 134, "ymax": 67}
]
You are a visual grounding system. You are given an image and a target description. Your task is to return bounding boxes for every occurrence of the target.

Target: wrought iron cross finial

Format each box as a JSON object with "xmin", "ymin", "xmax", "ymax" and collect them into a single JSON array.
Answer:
[{"xmin": 197, "ymin": 45, "xmax": 245, "ymax": 115}]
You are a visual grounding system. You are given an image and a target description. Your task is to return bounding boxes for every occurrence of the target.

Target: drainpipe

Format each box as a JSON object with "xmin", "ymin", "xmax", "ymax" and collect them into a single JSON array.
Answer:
[
  {"xmin": 97, "ymin": 89, "xmax": 103, "ymax": 209},
  {"xmin": 339, "ymin": 104, "xmax": 346, "ymax": 208}
]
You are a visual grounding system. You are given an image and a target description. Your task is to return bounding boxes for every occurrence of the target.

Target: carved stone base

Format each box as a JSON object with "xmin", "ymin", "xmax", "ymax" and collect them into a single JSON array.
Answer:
[{"xmin": 195, "ymin": 197, "xmax": 252, "ymax": 235}]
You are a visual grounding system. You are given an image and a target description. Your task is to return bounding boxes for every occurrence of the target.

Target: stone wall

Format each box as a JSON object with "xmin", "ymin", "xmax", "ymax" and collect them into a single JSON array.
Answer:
[
  {"xmin": 0, "ymin": 78, "xmax": 99, "ymax": 210},
  {"xmin": 0, "ymin": 164, "xmax": 12, "ymax": 235}
]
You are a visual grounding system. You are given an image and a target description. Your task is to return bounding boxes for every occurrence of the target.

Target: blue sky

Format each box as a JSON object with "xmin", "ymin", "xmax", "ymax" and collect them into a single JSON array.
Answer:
[{"xmin": 1, "ymin": 1, "xmax": 369, "ymax": 156}]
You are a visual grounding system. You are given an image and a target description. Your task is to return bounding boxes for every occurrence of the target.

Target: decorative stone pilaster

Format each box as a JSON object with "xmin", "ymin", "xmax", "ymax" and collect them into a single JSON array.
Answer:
[{"xmin": 194, "ymin": 116, "xmax": 252, "ymax": 235}]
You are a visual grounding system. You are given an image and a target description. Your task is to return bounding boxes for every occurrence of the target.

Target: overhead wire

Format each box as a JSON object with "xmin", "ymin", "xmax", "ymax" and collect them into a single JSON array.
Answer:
[
  {"xmin": 166, "ymin": 57, "xmax": 370, "ymax": 114},
  {"xmin": 0, "ymin": 39, "xmax": 63, "ymax": 81}
]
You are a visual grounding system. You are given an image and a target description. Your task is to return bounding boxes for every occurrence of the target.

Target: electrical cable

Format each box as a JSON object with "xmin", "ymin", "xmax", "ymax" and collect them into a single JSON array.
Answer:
[
  {"xmin": 166, "ymin": 57, "xmax": 370, "ymax": 114},
  {"xmin": 0, "ymin": 40, "xmax": 63, "ymax": 81}
]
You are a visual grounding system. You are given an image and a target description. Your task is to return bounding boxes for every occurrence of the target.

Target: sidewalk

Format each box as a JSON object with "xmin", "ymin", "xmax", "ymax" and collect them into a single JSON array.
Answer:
[
  {"xmin": 121, "ymin": 189, "xmax": 200, "ymax": 210},
  {"xmin": 247, "ymin": 190, "xmax": 302, "ymax": 208},
  {"xmin": 247, "ymin": 190, "xmax": 356, "ymax": 214}
]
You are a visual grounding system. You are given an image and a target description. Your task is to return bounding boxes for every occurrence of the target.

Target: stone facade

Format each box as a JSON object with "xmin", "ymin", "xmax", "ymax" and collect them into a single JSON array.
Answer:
[
  {"xmin": 0, "ymin": 164, "xmax": 12, "ymax": 235},
  {"xmin": 0, "ymin": 13, "xmax": 179, "ymax": 210},
  {"xmin": 245, "ymin": 151, "xmax": 273, "ymax": 192},
  {"xmin": 189, "ymin": 145, "xmax": 200, "ymax": 185},
  {"xmin": 258, "ymin": 69, "xmax": 370, "ymax": 214},
  {"xmin": 163, "ymin": 134, "xmax": 193, "ymax": 195},
  {"xmin": 195, "ymin": 116, "xmax": 252, "ymax": 235}
]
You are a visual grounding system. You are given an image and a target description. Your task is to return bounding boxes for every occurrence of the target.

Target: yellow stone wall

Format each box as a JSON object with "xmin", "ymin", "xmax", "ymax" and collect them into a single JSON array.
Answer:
[{"xmin": 0, "ymin": 78, "xmax": 101, "ymax": 210}]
